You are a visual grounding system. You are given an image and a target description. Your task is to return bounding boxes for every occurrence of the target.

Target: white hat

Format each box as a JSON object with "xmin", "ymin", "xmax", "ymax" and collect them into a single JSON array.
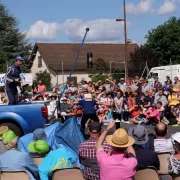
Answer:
[
  {"xmin": 171, "ymin": 132, "xmax": 180, "ymax": 144},
  {"xmin": 61, "ymin": 97, "xmax": 67, "ymax": 101},
  {"xmin": 84, "ymin": 94, "xmax": 92, "ymax": 101}
]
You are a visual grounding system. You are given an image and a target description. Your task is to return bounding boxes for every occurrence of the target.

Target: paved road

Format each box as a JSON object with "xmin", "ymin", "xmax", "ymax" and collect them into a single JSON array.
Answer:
[{"xmin": 103, "ymin": 122, "xmax": 180, "ymax": 138}]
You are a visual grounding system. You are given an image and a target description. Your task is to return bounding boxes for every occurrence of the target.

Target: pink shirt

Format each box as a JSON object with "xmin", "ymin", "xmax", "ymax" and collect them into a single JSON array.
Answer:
[
  {"xmin": 97, "ymin": 150, "xmax": 137, "ymax": 180},
  {"xmin": 144, "ymin": 108, "xmax": 160, "ymax": 121}
]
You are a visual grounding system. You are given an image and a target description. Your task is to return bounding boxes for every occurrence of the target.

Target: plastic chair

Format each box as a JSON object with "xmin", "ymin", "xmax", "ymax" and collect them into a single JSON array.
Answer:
[
  {"xmin": 158, "ymin": 153, "xmax": 171, "ymax": 175},
  {"xmin": 134, "ymin": 167, "xmax": 160, "ymax": 180},
  {"xmin": 1, "ymin": 171, "xmax": 29, "ymax": 180},
  {"xmin": 32, "ymin": 157, "xmax": 44, "ymax": 166},
  {"xmin": 52, "ymin": 167, "xmax": 84, "ymax": 180}
]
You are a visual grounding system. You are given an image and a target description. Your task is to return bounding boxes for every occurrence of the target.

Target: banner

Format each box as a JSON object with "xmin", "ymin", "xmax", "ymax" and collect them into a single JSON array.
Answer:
[{"xmin": 0, "ymin": 73, "xmax": 33, "ymax": 86}]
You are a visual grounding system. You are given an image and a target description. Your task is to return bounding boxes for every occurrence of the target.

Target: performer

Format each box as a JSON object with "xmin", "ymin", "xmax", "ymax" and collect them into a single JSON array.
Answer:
[{"xmin": 5, "ymin": 56, "xmax": 24, "ymax": 105}]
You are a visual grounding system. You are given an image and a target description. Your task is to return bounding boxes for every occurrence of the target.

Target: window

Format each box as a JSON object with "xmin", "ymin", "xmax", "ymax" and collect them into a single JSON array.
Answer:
[{"xmin": 38, "ymin": 56, "xmax": 42, "ymax": 68}]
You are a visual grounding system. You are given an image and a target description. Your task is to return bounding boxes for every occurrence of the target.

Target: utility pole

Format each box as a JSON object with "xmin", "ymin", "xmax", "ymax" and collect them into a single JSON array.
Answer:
[{"xmin": 123, "ymin": 0, "xmax": 128, "ymax": 80}]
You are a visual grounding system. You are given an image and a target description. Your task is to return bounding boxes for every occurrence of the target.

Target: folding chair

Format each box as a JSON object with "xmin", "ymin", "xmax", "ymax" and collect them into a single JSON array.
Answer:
[
  {"xmin": 52, "ymin": 167, "xmax": 84, "ymax": 180},
  {"xmin": 158, "ymin": 153, "xmax": 171, "ymax": 175},
  {"xmin": 32, "ymin": 157, "xmax": 44, "ymax": 166},
  {"xmin": 1, "ymin": 171, "xmax": 29, "ymax": 180},
  {"xmin": 134, "ymin": 167, "xmax": 160, "ymax": 180},
  {"xmin": 80, "ymin": 158, "xmax": 100, "ymax": 180}
]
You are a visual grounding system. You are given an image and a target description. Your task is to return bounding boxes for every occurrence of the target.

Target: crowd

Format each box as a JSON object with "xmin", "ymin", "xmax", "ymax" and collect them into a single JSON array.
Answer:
[
  {"xmin": 0, "ymin": 75, "xmax": 180, "ymax": 179},
  {"xmin": 12, "ymin": 75, "xmax": 179, "ymax": 127}
]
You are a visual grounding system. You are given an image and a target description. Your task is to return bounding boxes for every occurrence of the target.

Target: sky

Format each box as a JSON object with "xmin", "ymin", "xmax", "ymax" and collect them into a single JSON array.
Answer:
[{"xmin": 1, "ymin": 0, "xmax": 180, "ymax": 44}]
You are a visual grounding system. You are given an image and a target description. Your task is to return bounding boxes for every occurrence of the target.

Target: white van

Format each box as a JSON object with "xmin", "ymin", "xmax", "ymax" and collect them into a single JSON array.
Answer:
[{"xmin": 149, "ymin": 64, "xmax": 180, "ymax": 84}]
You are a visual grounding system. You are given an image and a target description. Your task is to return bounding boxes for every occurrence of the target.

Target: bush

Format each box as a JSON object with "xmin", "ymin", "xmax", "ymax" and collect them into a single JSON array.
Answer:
[{"xmin": 92, "ymin": 74, "xmax": 109, "ymax": 83}]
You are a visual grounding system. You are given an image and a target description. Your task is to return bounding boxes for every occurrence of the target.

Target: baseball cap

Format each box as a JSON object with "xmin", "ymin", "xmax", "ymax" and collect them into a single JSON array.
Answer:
[
  {"xmin": 28, "ymin": 140, "xmax": 50, "ymax": 155},
  {"xmin": 15, "ymin": 56, "xmax": 24, "ymax": 61},
  {"xmin": 88, "ymin": 122, "xmax": 102, "ymax": 133}
]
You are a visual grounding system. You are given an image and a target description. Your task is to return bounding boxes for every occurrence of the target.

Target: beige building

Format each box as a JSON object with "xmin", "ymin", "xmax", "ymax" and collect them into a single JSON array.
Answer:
[{"xmin": 30, "ymin": 43, "xmax": 138, "ymax": 86}]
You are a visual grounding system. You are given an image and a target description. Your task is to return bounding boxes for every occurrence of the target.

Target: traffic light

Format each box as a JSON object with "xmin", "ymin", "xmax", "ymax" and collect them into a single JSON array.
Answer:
[{"xmin": 87, "ymin": 52, "xmax": 93, "ymax": 68}]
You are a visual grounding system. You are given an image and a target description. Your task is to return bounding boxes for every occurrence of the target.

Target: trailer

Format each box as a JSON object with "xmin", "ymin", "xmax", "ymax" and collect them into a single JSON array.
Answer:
[{"xmin": 149, "ymin": 64, "xmax": 180, "ymax": 84}]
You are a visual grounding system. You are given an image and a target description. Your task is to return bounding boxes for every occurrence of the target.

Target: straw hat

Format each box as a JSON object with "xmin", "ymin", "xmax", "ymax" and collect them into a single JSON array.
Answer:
[
  {"xmin": 0, "ymin": 126, "xmax": 9, "ymax": 140},
  {"xmin": 106, "ymin": 128, "xmax": 135, "ymax": 148}
]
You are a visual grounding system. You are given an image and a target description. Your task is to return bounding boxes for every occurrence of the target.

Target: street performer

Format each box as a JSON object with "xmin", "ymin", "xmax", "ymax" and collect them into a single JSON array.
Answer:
[{"xmin": 5, "ymin": 56, "xmax": 24, "ymax": 105}]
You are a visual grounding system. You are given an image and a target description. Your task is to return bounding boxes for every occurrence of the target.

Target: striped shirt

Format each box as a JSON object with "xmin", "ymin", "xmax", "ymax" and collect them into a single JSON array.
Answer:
[
  {"xmin": 78, "ymin": 137, "xmax": 111, "ymax": 180},
  {"xmin": 154, "ymin": 138, "xmax": 175, "ymax": 154}
]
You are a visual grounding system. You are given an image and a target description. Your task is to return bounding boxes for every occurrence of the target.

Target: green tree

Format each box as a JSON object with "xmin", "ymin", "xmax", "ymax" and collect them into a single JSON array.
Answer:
[
  {"xmin": 34, "ymin": 70, "xmax": 52, "ymax": 88},
  {"xmin": 0, "ymin": 2, "xmax": 32, "ymax": 73},
  {"xmin": 88, "ymin": 57, "xmax": 109, "ymax": 75},
  {"xmin": 129, "ymin": 46, "xmax": 157, "ymax": 77},
  {"xmin": 92, "ymin": 74, "xmax": 109, "ymax": 84},
  {"xmin": 145, "ymin": 16, "xmax": 180, "ymax": 65}
]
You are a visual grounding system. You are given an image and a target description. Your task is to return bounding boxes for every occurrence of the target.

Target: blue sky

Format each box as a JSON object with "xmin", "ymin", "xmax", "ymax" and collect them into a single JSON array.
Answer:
[{"xmin": 1, "ymin": 0, "xmax": 180, "ymax": 44}]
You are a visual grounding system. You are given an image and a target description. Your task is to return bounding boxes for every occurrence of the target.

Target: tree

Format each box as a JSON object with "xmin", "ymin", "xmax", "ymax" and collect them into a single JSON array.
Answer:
[
  {"xmin": 145, "ymin": 16, "xmax": 180, "ymax": 65},
  {"xmin": 34, "ymin": 70, "xmax": 52, "ymax": 88},
  {"xmin": 0, "ymin": 2, "xmax": 32, "ymax": 73},
  {"xmin": 129, "ymin": 46, "xmax": 157, "ymax": 77},
  {"xmin": 88, "ymin": 57, "xmax": 109, "ymax": 75}
]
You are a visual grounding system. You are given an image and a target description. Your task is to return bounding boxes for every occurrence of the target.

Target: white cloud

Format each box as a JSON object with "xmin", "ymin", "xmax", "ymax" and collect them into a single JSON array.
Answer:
[
  {"xmin": 126, "ymin": 0, "xmax": 177, "ymax": 15},
  {"xmin": 126, "ymin": 0, "xmax": 154, "ymax": 15},
  {"xmin": 26, "ymin": 20, "xmax": 61, "ymax": 41},
  {"xmin": 26, "ymin": 19, "xmax": 131, "ymax": 42},
  {"xmin": 157, "ymin": 0, "xmax": 176, "ymax": 15}
]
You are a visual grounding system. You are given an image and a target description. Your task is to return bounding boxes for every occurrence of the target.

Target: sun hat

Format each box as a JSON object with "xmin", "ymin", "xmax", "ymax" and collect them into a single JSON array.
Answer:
[
  {"xmin": 28, "ymin": 140, "xmax": 50, "ymax": 155},
  {"xmin": 33, "ymin": 128, "xmax": 47, "ymax": 141},
  {"xmin": 15, "ymin": 56, "xmax": 24, "ymax": 61},
  {"xmin": 0, "ymin": 126, "xmax": 9, "ymax": 140},
  {"xmin": 106, "ymin": 128, "xmax": 135, "ymax": 148},
  {"xmin": 172, "ymin": 88, "xmax": 179, "ymax": 92},
  {"xmin": 88, "ymin": 122, "xmax": 102, "ymax": 133},
  {"xmin": 84, "ymin": 94, "xmax": 93, "ymax": 101},
  {"xmin": 128, "ymin": 125, "xmax": 149, "ymax": 145}
]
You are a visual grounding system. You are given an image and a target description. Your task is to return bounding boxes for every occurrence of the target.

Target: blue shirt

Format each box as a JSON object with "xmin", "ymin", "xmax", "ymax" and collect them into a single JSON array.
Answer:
[
  {"xmin": 79, "ymin": 99, "xmax": 97, "ymax": 114},
  {"xmin": 0, "ymin": 150, "xmax": 38, "ymax": 180},
  {"xmin": 38, "ymin": 148, "xmax": 75, "ymax": 180}
]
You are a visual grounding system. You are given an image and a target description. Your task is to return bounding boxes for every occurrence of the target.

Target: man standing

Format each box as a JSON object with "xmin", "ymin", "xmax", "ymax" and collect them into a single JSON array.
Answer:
[
  {"xmin": 5, "ymin": 56, "xmax": 23, "ymax": 105},
  {"xmin": 38, "ymin": 80, "xmax": 46, "ymax": 95}
]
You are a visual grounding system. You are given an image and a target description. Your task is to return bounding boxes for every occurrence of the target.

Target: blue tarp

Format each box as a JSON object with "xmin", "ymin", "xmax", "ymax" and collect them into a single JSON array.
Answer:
[{"xmin": 18, "ymin": 117, "xmax": 85, "ymax": 167}]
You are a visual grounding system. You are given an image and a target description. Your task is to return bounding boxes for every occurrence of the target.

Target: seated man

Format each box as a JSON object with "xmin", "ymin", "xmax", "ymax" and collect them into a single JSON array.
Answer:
[
  {"xmin": 38, "ymin": 144, "xmax": 76, "ymax": 180},
  {"xmin": 0, "ymin": 130, "xmax": 39, "ymax": 180},
  {"xmin": 79, "ymin": 121, "xmax": 111, "ymax": 180},
  {"xmin": 96, "ymin": 120, "xmax": 137, "ymax": 180},
  {"xmin": 128, "ymin": 125, "xmax": 160, "ymax": 170},
  {"xmin": 154, "ymin": 122, "xmax": 175, "ymax": 154}
]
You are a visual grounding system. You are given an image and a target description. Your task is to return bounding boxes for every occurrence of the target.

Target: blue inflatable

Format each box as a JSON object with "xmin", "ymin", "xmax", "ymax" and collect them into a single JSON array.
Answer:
[{"xmin": 18, "ymin": 117, "xmax": 85, "ymax": 168}]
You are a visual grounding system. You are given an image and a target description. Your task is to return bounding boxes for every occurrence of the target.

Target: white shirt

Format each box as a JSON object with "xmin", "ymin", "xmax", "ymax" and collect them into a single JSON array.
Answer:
[{"xmin": 154, "ymin": 138, "xmax": 175, "ymax": 154}]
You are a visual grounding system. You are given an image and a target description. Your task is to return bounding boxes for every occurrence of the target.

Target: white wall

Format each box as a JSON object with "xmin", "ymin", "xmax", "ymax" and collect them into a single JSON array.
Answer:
[
  {"xmin": 31, "ymin": 51, "xmax": 91, "ymax": 87},
  {"xmin": 31, "ymin": 51, "xmax": 50, "ymax": 81}
]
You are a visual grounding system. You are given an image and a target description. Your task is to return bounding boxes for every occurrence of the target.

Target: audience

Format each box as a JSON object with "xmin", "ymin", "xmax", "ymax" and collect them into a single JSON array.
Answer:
[
  {"xmin": 78, "ymin": 121, "xmax": 111, "ymax": 180},
  {"xmin": 96, "ymin": 120, "xmax": 137, "ymax": 180},
  {"xmin": 128, "ymin": 125, "xmax": 160, "ymax": 170},
  {"xmin": 154, "ymin": 123, "xmax": 175, "ymax": 154},
  {"xmin": 168, "ymin": 132, "xmax": 180, "ymax": 175},
  {"xmin": 0, "ymin": 129, "xmax": 39, "ymax": 180}
]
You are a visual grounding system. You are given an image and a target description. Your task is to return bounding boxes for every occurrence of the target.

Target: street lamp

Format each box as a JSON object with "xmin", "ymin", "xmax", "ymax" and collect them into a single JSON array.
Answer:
[{"xmin": 116, "ymin": 0, "xmax": 128, "ymax": 80}]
